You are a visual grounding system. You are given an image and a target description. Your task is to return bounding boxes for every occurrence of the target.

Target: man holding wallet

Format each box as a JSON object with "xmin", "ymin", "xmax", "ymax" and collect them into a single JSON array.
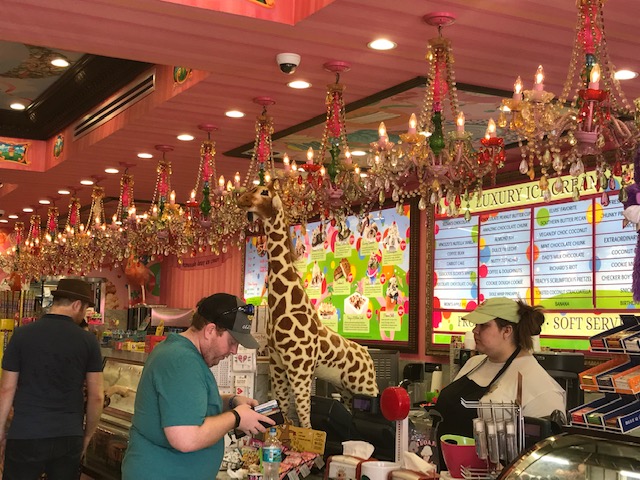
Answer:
[{"xmin": 122, "ymin": 293, "xmax": 274, "ymax": 480}]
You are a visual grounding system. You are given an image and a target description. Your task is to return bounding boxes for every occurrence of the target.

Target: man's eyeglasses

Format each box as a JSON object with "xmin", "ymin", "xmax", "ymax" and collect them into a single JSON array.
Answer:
[{"xmin": 220, "ymin": 304, "xmax": 255, "ymax": 317}]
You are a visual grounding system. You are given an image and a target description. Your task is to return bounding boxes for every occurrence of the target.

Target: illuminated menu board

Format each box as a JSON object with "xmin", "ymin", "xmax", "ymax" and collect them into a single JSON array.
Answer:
[
  {"xmin": 244, "ymin": 205, "xmax": 415, "ymax": 348},
  {"xmin": 432, "ymin": 195, "xmax": 637, "ymax": 348}
]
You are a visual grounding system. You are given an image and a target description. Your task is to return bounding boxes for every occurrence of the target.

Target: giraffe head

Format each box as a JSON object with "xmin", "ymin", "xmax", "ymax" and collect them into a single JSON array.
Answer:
[{"xmin": 236, "ymin": 182, "xmax": 283, "ymax": 223}]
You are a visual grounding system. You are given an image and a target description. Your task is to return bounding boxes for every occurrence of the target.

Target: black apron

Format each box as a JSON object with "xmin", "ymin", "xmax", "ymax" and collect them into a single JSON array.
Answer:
[{"xmin": 433, "ymin": 347, "xmax": 521, "ymax": 439}]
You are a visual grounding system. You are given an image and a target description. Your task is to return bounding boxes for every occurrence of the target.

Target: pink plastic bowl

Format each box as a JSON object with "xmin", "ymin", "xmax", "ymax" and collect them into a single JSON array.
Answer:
[{"xmin": 440, "ymin": 435, "xmax": 487, "ymax": 479}]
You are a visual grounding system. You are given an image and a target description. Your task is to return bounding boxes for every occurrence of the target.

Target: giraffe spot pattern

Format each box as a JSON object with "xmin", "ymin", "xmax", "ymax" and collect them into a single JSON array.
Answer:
[{"xmin": 237, "ymin": 185, "xmax": 379, "ymax": 428}]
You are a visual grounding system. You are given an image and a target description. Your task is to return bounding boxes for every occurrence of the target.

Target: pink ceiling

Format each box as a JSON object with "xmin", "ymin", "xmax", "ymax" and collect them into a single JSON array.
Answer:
[{"xmin": 0, "ymin": 0, "xmax": 639, "ymax": 225}]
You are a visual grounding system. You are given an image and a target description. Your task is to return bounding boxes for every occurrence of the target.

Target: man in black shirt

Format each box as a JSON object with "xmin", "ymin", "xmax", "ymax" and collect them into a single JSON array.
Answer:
[{"xmin": 0, "ymin": 278, "xmax": 104, "ymax": 480}]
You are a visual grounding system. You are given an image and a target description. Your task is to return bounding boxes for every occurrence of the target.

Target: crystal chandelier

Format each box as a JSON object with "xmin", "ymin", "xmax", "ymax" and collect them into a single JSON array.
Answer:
[
  {"xmin": 502, "ymin": 0, "xmax": 638, "ymax": 201},
  {"xmin": 138, "ymin": 145, "xmax": 192, "ymax": 259},
  {"xmin": 369, "ymin": 12, "xmax": 505, "ymax": 217},
  {"xmin": 243, "ymin": 98, "xmax": 277, "ymax": 188},
  {"xmin": 186, "ymin": 124, "xmax": 246, "ymax": 255},
  {"xmin": 279, "ymin": 62, "xmax": 367, "ymax": 225}
]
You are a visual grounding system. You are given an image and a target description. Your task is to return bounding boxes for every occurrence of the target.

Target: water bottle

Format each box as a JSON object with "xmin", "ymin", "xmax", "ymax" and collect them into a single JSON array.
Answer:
[{"xmin": 262, "ymin": 427, "xmax": 282, "ymax": 480}]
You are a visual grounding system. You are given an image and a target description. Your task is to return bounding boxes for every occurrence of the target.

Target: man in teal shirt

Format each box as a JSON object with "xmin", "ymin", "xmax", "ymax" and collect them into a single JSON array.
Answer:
[{"xmin": 122, "ymin": 293, "xmax": 274, "ymax": 479}]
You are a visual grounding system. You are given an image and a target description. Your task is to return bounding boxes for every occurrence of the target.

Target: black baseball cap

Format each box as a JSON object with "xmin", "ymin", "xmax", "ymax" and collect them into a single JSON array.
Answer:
[{"xmin": 197, "ymin": 293, "xmax": 259, "ymax": 349}]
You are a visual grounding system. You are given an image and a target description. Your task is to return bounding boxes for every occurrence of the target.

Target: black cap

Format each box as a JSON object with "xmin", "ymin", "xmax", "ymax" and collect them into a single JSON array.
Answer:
[
  {"xmin": 197, "ymin": 293, "xmax": 259, "ymax": 349},
  {"xmin": 51, "ymin": 278, "xmax": 95, "ymax": 306}
]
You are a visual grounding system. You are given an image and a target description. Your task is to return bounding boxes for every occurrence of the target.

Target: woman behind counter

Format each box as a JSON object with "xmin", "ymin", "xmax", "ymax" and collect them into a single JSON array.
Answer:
[{"xmin": 434, "ymin": 297, "xmax": 566, "ymax": 440}]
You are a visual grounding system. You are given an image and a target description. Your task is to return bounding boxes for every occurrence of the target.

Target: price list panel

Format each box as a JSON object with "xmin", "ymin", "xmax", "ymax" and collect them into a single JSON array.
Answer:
[
  {"xmin": 433, "ymin": 216, "xmax": 479, "ymax": 309},
  {"xmin": 478, "ymin": 210, "xmax": 531, "ymax": 300},
  {"xmin": 594, "ymin": 197, "xmax": 637, "ymax": 309},
  {"xmin": 533, "ymin": 200, "xmax": 593, "ymax": 309}
]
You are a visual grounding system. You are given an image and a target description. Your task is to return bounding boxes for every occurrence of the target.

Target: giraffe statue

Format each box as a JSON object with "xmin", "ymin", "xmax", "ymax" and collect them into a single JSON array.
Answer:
[{"xmin": 237, "ymin": 184, "xmax": 379, "ymax": 428}]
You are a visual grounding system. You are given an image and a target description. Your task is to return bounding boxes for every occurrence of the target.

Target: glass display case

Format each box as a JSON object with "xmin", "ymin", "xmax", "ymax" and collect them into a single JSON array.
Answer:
[
  {"xmin": 84, "ymin": 355, "xmax": 144, "ymax": 480},
  {"xmin": 499, "ymin": 430, "xmax": 640, "ymax": 480}
]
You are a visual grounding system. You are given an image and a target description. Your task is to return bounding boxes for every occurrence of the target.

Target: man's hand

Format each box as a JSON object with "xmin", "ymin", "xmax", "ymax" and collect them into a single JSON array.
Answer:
[
  {"xmin": 234, "ymin": 404, "xmax": 275, "ymax": 436},
  {"xmin": 231, "ymin": 395, "xmax": 258, "ymax": 408}
]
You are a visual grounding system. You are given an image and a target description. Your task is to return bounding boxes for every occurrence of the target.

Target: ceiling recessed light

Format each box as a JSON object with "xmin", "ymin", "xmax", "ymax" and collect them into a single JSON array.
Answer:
[
  {"xmin": 80, "ymin": 179, "xmax": 94, "ymax": 186},
  {"xmin": 105, "ymin": 168, "xmax": 119, "ymax": 174},
  {"xmin": 351, "ymin": 150, "xmax": 367, "ymax": 157},
  {"xmin": 10, "ymin": 103, "xmax": 25, "ymax": 110},
  {"xmin": 225, "ymin": 110, "xmax": 245, "ymax": 118},
  {"xmin": 8, "ymin": 214, "xmax": 18, "ymax": 219},
  {"xmin": 287, "ymin": 80, "xmax": 311, "ymax": 89},
  {"xmin": 615, "ymin": 69, "xmax": 639, "ymax": 80},
  {"xmin": 177, "ymin": 134, "xmax": 194, "ymax": 141},
  {"xmin": 368, "ymin": 39, "xmax": 397, "ymax": 51},
  {"xmin": 0, "ymin": 219, "xmax": 8, "ymax": 224},
  {"xmin": 38, "ymin": 199, "xmax": 51, "ymax": 205},
  {"xmin": 51, "ymin": 58, "xmax": 70, "ymax": 68},
  {"xmin": 58, "ymin": 189, "xmax": 71, "ymax": 195},
  {"xmin": 137, "ymin": 152, "xmax": 153, "ymax": 159},
  {"xmin": 23, "ymin": 207, "xmax": 34, "ymax": 213}
]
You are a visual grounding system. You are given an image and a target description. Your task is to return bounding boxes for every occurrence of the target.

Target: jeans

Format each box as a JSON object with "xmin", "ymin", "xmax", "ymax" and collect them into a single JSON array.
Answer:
[{"xmin": 3, "ymin": 436, "xmax": 83, "ymax": 480}]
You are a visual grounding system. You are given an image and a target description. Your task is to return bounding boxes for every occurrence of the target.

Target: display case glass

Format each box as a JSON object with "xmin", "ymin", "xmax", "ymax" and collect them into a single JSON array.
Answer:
[
  {"xmin": 499, "ymin": 431, "xmax": 640, "ymax": 480},
  {"xmin": 84, "ymin": 354, "xmax": 144, "ymax": 480},
  {"xmin": 102, "ymin": 356, "xmax": 143, "ymax": 420}
]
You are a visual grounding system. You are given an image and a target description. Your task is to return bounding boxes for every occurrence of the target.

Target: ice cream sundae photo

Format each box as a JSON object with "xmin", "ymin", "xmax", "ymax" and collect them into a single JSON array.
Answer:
[
  {"xmin": 310, "ymin": 261, "xmax": 324, "ymax": 287},
  {"xmin": 344, "ymin": 292, "xmax": 369, "ymax": 315},
  {"xmin": 383, "ymin": 222, "xmax": 401, "ymax": 253},
  {"xmin": 366, "ymin": 252, "xmax": 380, "ymax": 283}
]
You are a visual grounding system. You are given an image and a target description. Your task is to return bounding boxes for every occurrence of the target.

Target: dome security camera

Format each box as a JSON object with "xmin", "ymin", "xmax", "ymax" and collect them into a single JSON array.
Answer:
[{"xmin": 276, "ymin": 53, "xmax": 301, "ymax": 75}]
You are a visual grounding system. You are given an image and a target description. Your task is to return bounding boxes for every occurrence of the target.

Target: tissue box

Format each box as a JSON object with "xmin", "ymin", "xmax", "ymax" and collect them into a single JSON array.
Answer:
[{"xmin": 325, "ymin": 456, "xmax": 375, "ymax": 480}]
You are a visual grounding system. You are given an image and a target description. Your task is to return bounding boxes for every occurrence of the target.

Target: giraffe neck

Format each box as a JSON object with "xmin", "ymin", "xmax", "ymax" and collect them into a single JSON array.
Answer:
[{"xmin": 264, "ymin": 205, "xmax": 297, "ymax": 273}]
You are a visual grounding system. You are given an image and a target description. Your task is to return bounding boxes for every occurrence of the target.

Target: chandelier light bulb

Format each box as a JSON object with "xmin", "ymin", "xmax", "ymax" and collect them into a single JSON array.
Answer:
[
  {"xmin": 306, "ymin": 147, "xmax": 314, "ymax": 165},
  {"xmin": 234, "ymin": 172, "xmax": 241, "ymax": 187},
  {"xmin": 320, "ymin": 166, "xmax": 326, "ymax": 177},
  {"xmin": 514, "ymin": 76, "xmax": 523, "ymax": 94},
  {"xmin": 169, "ymin": 190, "xmax": 176, "ymax": 205},
  {"xmin": 485, "ymin": 118, "xmax": 497, "ymax": 139},
  {"xmin": 534, "ymin": 65, "xmax": 545, "ymax": 90},
  {"xmin": 456, "ymin": 112, "xmax": 465, "ymax": 133},
  {"xmin": 408, "ymin": 114, "xmax": 417, "ymax": 135},
  {"xmin": 589, "ymin": 63, "xmax": 601, "ymax": 90},
  {"xmin": 226, "ymin": 180, "xmax": 233, "ymax": 191},
  {"xmin": 218, "ymin": 175, "xmax": 225, "ymax": 189},
  {"xmin": 344, "ymin": 148, "xmax": 352, "ymax": 164},
  {"xmin": 291, "ymin": 161, "xmax": 298, "ymax": 172},
  {"xmin": 190, "ymin": 190, "xmax": 196, "ymax": 200},
  {"xmin": 513, "ymin": 76, "xmax": 523, "ymax": 100},
  {"xmin": 264, "ymin": 173, "xmax": 271, "ymax": 184},
  {"xmin": 378, "ymin": 122, "xmax": 387, "ymax": 139},
  {"xmin": 283, "ymin": 153, "xmax": 290, "ymax": 171}
]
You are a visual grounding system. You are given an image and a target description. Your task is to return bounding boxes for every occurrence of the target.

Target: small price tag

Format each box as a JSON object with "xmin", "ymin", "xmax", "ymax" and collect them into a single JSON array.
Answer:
[
  {"xmin": 314, "ymin": 456, "xmax": 325, "ymax": 469},
  {"xmin": 287, "ymin": 470, "xmax": 300, "ymax": 480},
  {"xmin": 299, "ymin": 464, "xmax": 311, "ymax": 478}
]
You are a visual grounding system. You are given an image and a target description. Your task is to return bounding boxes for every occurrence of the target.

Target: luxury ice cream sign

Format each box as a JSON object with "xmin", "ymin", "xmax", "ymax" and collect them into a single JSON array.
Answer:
[{"xmin": 454, "ymin": 170, "xmax": 608, "ymax": 213}]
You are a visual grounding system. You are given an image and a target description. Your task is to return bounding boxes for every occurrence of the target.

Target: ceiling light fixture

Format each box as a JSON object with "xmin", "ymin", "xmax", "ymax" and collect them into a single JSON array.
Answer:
[
  {"xmin": 225, "ymin": 110, "xmax": 245, "ymax": 118},
  {"xmin": 367, "ymin": 38, "xmax": 397, "ymax": 51},
  {"xmin": 23, "ymin": 207, "xmax": 34, "ymax": 213},
  {"xmin": 137, "ymin": 153, "xmax": 153, "ymax": 159},
  {"xmin": 80, "ymin": 179, "xmax": 94, "ymax": 186},
  {"xmin": 614, "ymin": 69, "xmax": 639, "ymax": 80},
  {"xmin": 177, "ymin": 134, "xmax": 194, "ymax": 141},
  {"xmin": 0, "ymin": 219, "xmax": 8, "ymax": 224},
  {"xmin": 51, "ymin": 58, "xmax": 70, "ymax": 67},
  {"xmin": 38, "ymin": 199, "xmax": 51, "ymax": 205},
  {"xmin": 350, "ymin": 150, "xmax": 367, "ymax": 156},
  {"xmin": 105, "ymin": 168, "xmax": 119, "ymax": 174},
  {"xmin": 58, "ymin": 189, "xmax": 71, "ymax": 195},
  {"xmin": 10, "ymin": 103, "xmax": 25, "ymax": 110},
  {"xmin": 287, "ymin": 80, "xmax": 311, "ymax": 89},
  {"xmin": 8, "ymin": 214, "xmax": 18, "ymax": 219}
]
